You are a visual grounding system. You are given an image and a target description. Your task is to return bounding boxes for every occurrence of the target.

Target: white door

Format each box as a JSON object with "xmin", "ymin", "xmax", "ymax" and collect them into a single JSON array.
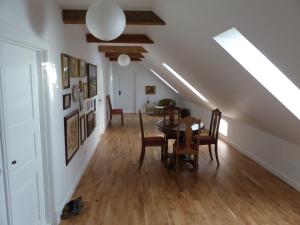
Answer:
[
  {"xmin": 0, "ymin": 42, "xmax": 45, "ymax": 225},
  {"xmin": 117, "ymin": 71, "xmax": 136, "ymax": 113},
  {"xmin": 0, "ymin": 146, "xmax": 8, "ymax": 225}
]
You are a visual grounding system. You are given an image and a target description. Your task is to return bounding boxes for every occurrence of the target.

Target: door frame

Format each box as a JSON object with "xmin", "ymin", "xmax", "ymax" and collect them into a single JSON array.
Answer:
[{"xmin": 0, "ymin": 22, "xmax": 55, "ymax": 225}]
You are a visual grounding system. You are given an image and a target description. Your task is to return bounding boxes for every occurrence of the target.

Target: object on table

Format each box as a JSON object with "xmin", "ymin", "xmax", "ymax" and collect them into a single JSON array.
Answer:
[{"xmin": 61, "ymin": 196, "xmax": 83, "ymax": 219}]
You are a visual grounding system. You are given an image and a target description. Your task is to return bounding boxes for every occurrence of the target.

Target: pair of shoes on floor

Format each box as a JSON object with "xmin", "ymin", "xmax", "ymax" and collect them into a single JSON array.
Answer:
[{"xmin": 61, "ymin": 197, "xmax": 83, "ymax": 220}]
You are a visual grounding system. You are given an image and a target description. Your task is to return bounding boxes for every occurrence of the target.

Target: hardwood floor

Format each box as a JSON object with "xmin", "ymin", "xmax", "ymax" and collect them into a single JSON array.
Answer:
[{"xmin": 60, "ymin": 114, "xmax": 300, "ymax": 225}]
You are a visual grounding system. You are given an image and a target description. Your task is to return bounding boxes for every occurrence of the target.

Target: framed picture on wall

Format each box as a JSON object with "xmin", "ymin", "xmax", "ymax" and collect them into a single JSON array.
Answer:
[
  {"xmin": 83, "ymin": 83, "xmax": 88, "ymax": 99},
  {"xmin": 86, "ymin": 110, "xmax": 95, "ymax": 137},
  {"xmin": 93, "ymin": 99, "xmax": 96, "ymax": 111},
  {"xmin": 69, "ymin": 56, "xmax": 79, "ymax": 77},
  {"xmin": 80, "ymin": 115, "xmax": 86, "ymax": 145},
  {"xmin": 63, "ymin": 93, "xmax": 71, "ymax": 110},
  {"xmin": 61, "ymin": 54, "xmax": 70, "ymax": 89},
  {"xmin": 145, "ymin": 86, "xmax": 156, "ymax": 95},
  {"xmin": 78, "ymin": 59, "xmax": 86, "ymax": 77},
  {"xmin": 87, "ymin": 64, "xmax": 97, "ymax": 98},
  {"xmin": 64, "ymin": 110, "xmax": 79, "ymax": 165}
]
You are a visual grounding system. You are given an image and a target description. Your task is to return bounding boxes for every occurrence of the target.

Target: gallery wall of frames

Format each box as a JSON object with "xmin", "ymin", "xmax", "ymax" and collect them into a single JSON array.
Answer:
[{"xmin": 61, "ymin": 54, "xmax": 98, "ymax": 166}]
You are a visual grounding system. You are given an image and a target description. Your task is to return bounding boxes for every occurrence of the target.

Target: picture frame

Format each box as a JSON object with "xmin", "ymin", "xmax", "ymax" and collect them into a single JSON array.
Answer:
[
  {"xmin": 80, "ymin": 115, "xmax": 86, "ymax": 145},
  {"xmin": 64, "ymin": 110, "xmax": 79, "ymax": 165},
  {"xmin": 145, "ymin": 86, "xmax": 156, "ymax": 95},
  {"xmin": 61, "ymin": 54, "xmax": 70, "ymax": 89},
  {"xmin": 86, "ymin": 110, "xmax": 95, "ymax": 137},
  {"xmin": 69, "ymin": 56, "xmax": 79, "ymax": 77},
  {"xmin": 93, "ymin": 99, "xmax": 96, "ymax": 111},
  {"xmin": 79, "ymin": 96, "xmax": 83, "ymax": 112},
  {"xmin": 63, "ymin": 93, "xmax": 71, "ymax": 110},
  {"xmin": 79, "ymin": 80, "xmax": 83, "ymax": 93},
  {"xmin": 87, "ymin": 64, "xmax": 97, "ymax": 98},
  {"xmin": 86, "ymin": 100, "xmax": 90, "ymax": 111},
  {"xmin": 78, "ymin": 59, "xmax": 86, "ymax": 77},
  {"xmin": 83, "ymin": 83, "xmax": 88, "ymax": 99}
]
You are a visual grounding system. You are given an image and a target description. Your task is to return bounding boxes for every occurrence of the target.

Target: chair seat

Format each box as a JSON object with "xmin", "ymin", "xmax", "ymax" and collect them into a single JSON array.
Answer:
[
  {"xmin": 166, "ymin": 133, "xmax": 176, "ymax": 140},
  {"xmin": 173, "ymin": 142, "xmax": 198, "ymax": 154},
  {"xmin": 144, "ymin": 136, "xmax": 165, "ymax": 146},
  {"xmin": 112, "ymin": 109, "xmax": 123, "ymax": 114},
  {"xmin": 194, "ymin": 135, "xmax": 215, "ymax": 145}
]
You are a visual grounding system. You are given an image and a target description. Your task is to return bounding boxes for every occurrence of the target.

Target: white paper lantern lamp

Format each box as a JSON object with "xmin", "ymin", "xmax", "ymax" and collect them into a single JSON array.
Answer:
[
  {"xmin": 118, "ymin": 54, "xmax": 131, "ymax": 66},
  {"xmin": 86, "ymin": 0, "xmax": 126, "ymax": 41}
]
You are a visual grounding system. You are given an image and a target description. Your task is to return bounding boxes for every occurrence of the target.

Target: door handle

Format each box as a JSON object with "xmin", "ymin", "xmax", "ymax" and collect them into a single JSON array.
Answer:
[
  {"xmin": 11, "ymin": 160, "xmax": 17, "ymax": 165},
  {"xmin": 119, "ymin": 90, "xmax": 121, "ymax": 96}
]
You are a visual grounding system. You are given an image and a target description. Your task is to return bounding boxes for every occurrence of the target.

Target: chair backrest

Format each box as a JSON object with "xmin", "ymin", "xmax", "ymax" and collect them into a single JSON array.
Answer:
[
  {"xmin": 177, "ymin": 116, "xmax": 201, "ymax": 150},
  {"xmin": 163, "ymin": 106, "xmax": 181, "ymax": 126},
  {"xmin": 208, "ymin": 109, "xmax": 222, "ymax": 140},
  {"xmin": 138, "ymin": 110, "xmax": 145, "ymax": 140},
  {"xmin": 106, "ymin": 95, "xmax": 113, "ymax": 112}
]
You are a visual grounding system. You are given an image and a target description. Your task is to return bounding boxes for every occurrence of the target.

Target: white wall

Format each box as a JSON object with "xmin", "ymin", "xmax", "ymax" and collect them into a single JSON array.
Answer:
[
  {"xmin": 184, "ymin": 101, "xmax": 300, "ymax": 191},
  {"xmin": 0, "ymin": 145, "xmax": 8, "ymax": 225},
  {"xmin": 111, "ymin": 62, "xmax": 182, "ymax": 112},
  {"xmin": 0, "ymin": 0, "xmax": 111, "ymax": 224}
]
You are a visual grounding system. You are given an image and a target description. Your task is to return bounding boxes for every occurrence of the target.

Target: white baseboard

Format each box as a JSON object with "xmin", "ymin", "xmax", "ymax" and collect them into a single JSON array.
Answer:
[
  {"xmin": 220, "ymin": 137, "xmax": 300, "ymax": 191},
  {"xmin": 55, "ymin": 136, "xmax": 100, "ymax": 224}
]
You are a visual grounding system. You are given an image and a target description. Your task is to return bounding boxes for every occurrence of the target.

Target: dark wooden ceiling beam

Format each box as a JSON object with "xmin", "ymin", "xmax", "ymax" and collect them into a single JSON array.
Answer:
[
  {"xmin": 63, "ymin": 10, "xmax": 166, "ymax": 25},
  {"xmin": 105, "ymin": 53, "xmax": 144, "ymax": 58},
  {"xmin": 87, "ymin": 34, "xmax": 154, "ymax": 44},
  {"xmin": 99, "ymin": 46, "xmax": 148, "ymax": 54},
  {"xmin": 109, "ymin": 58, "xmax": 142, "ymax": 62}
]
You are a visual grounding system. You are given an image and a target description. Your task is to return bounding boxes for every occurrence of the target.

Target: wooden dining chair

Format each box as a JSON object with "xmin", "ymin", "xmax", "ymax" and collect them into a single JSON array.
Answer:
[
  {"xmin": 195, "ymin": 109, "xmax": 222, "ymax": 166},
  {"xmin": 173, "ymin": 117, "xmax": 201, "ymax": 176},
  {"xmin": 106, "ymin": 95, "xmax": 124, "ymax": 126},
  {"xmin": 163, "ymin": 106, "xmax": 181, "ymax": 159},
  {"xmin": 138, "ymin": 110, "xmax": 166, "ymax": 168}
]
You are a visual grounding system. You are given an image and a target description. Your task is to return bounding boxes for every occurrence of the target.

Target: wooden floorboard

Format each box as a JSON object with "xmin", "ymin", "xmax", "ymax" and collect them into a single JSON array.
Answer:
[{"xmin": 60, "ymin": 114, "xmax": 300, "ymax": 225}]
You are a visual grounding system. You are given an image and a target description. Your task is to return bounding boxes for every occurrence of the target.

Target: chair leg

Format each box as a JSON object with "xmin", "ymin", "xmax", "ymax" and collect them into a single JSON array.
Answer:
[
  {"xmin": 121, "ymin": 113, "xmax": 124, "ymax": 126},
  {"xmin": 138, "ymin": 145, "xmax": 146, "ymax": 168},
  {"xmin": 108, "ymin": 114, "xmax": 112, "ymax": 127},
  {"xmin": 176, "ymin": 154, "xmax": 179, "ymax": 178},
  {"xmin": 194, "ymin": 151, "xmax": 199, "ymax": 170},
  {"xmin": 161, "ymin": 146, "xmax": 164, "ymax": 161},
  {"xmin": 208, "ymin": 144, "xmax": 213, "ymax": 161},
  {"xmin": 214, "ymin": 143, "xmax": 220, "ymax": 166},
  {"xmin": 164, "ymin": 139, "xmax": 168, "ymax": 160}
]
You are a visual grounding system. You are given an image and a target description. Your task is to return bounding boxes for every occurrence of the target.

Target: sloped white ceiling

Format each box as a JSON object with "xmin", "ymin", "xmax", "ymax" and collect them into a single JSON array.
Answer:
[
  {"xmin": 57, "ymin": 0, "xmax": 300, "ymax": 145},
  {"xmin": 142, "ymin": 0, "xmax": 300, "ymax": 145}
]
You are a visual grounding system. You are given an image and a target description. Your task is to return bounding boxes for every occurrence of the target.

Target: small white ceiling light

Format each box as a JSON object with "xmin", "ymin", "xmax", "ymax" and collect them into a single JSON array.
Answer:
[
  {"xmin": 150, "ymin": 69, "xmax": 179, "ymax": 93},
  {"xmin": 162, "ymin": 63, "xmax": 209, "ymax": 102},
  {"xmin": 86, "ymin": 0, "xmax": 126, "ymax": 41},
  {"xmin": 118, "ymin": 54, "xmax": 131, "ymax": 67}
]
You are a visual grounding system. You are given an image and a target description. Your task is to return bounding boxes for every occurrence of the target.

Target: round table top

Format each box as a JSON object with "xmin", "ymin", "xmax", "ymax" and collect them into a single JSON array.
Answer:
[{"xmin": 156, "ymin": 119, "xmax": 205, "ymax": 135}]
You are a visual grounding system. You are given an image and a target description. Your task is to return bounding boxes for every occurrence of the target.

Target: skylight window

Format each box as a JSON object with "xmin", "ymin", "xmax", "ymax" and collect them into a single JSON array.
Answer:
[
  {"xmin": 150, "ymin": 69, "xmax": 179, "ymax": 94},
  {"xmin": 219, "ymin": 119, "xmax": 228, "ymax": 136},
  {"xmin": 162, "ymin": 63, "xmax": 209, "ymax": 102},
  {"xmin": 214, "ymin": 28, "xmax": 300, "ymax": 120}
]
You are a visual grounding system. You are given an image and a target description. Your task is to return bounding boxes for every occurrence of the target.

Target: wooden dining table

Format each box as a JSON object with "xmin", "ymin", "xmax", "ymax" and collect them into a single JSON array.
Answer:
[{"xmin": 156, "ymin": 119, "xmax": 205, "ymax": 136}]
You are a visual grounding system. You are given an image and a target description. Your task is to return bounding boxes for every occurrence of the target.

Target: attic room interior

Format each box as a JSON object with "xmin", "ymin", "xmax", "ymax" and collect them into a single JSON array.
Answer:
[{"xmin": 1, "ymin": 0, "xmax": 300, "ymax": 225}]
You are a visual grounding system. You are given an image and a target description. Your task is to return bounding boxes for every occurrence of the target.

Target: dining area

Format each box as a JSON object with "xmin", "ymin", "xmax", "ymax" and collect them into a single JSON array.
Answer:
[{"xmin": 137, "ymin": 106, "xmax": 222, "ymax": 177}]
